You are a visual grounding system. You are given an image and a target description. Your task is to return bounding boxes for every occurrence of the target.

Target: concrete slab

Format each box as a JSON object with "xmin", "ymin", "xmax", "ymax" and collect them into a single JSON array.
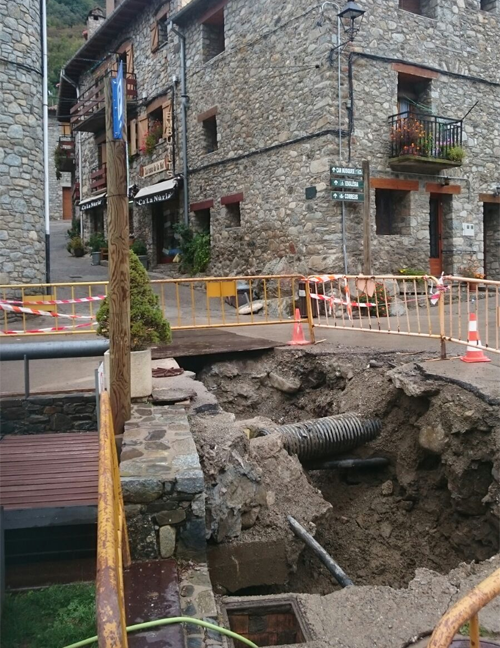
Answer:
[{"xmin": 419, "ymin": 359, "xmax": 500, "ymax": 404}]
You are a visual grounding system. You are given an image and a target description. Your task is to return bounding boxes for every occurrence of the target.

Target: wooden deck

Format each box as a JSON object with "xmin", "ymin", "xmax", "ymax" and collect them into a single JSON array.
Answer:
[{"xmin": 0, "ymin": 433, "xmax": 99, "ymax": 527}]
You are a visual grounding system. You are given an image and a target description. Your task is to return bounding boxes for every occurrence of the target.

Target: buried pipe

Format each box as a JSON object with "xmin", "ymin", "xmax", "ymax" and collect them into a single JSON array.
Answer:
[
  {"xmin": 306, "ymin": 457, "xmax": 389, "ymax": 471},
  {"xmin": 287, "ymin": 515, "xmax": 354, "ymax": 588},
  {"xmin": 259, "ymin": 414, "xmax": 382, "ymax": 461}
]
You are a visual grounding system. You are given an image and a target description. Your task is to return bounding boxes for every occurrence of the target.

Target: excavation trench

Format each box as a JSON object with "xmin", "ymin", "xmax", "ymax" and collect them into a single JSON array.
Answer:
[{"xmin": 181, "ymin": 347, "xmax": 499, "ymax": 596}]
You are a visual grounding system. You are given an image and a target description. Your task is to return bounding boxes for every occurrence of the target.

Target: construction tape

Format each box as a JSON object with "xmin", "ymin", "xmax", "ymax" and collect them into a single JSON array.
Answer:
[
  {"xmin": 0, "ymin": 295, "xmax": 105, "ymax": 306},
  {"xmin": 0, "ymin": 322, "xmax": 97, "ymax": 335},
  {"xmin": 308, "ymin": 274, "xmax": 339, "ymax": 284},
  {"xmin": 0, "ymin": 302, "xmax": 95, "ymax": 320}
]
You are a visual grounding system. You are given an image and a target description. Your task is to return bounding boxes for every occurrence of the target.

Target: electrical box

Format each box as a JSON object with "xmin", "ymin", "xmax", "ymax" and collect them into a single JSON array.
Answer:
[{"xmin": 463, "ymin": 223, "xmax": 475, "ymax": 237}]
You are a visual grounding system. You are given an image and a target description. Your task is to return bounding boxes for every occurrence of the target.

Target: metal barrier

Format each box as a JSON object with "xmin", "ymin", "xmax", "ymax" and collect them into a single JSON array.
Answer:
[
  {"xmin": 0, "ymin": 275, "xmax": 315, "ymax": 340},
  {"xmin": 427, "ymin": 566, "xmax": 500, "ymax": 648},
  {"xmin": 97, "ymin": 391, "xmax": 130, "ymax": 648},
  {"xmin": 440, "ymin": 276, "xmax": 500, "ymax": 355}
]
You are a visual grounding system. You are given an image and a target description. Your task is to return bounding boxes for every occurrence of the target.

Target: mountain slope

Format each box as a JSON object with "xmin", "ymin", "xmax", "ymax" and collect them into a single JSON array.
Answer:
[{"xmin": 48, "ymin": 0, "xmax": 105, "ymax": 98}]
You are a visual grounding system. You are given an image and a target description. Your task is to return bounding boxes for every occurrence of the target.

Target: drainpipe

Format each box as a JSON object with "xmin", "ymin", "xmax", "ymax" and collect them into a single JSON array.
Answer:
[
  {"xmin": 169, "ymin": 23, "xmax": 189, "ymax": 226},
  {"xmin": 61, "ymin": 71, "xmax": 83, "ymax": 239},
  {"xmin": 41, "ymin": 0, "xmax": 50, "ymax": 284}
]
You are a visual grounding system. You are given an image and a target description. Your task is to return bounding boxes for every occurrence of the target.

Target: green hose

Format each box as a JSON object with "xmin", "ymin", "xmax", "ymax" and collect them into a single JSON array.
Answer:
[{"xmin": 62, "ymin": 616, "xmax": 259, "ymax": 648}]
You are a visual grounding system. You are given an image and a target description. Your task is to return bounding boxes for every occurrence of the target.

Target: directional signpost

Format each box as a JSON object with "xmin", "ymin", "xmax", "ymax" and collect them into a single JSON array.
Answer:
[{"xmin": 330, "ymin": 165, "xmax": 364, "ymax": 203}]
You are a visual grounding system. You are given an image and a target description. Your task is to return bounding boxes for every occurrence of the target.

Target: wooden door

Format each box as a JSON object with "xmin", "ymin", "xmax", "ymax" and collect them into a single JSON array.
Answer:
[
  {"xmin": 429, "ymin": 195, "xmax": 443, "ymax": 276},
  {"xmin": 62, "ymin": 187, "xmax": 72, "ymax": 220}
]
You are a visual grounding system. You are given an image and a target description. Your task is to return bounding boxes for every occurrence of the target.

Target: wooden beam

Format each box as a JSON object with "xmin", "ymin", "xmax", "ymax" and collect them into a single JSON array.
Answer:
[
  {"xmin": 197, "ymin": 106, "xmax": 218, "ymax": 123},
  {"xmin": 190, "ymin": 199, "xmax": 214, "ymax": 211},
  {"xmin": 221, "ymin": 192, "xmax": 244, "ymax": 205},
  {"xmin": 198, "ymin": 0, "xmax": 228, "ymax": 24},
  {"xmin": 104, "ymin": 76, "xmax": 131, "ymax": 434},
  {"xmin": 480, "ymin": 193, "xmax": 500, "ymax": 204},
  {"xmin": 362, "ymin": 160, "xmax": 372, "ymax": 275},
  {"xmin": 370, "ymin": 178, "xmax": 419, "ymax": 191},
  {"xmin": 392, "ymin": 62, "xmax": 439, "ymax": 79},
  {"xmin": 425, "ymin": 183, "xmax": 462, "ymax": 194}
]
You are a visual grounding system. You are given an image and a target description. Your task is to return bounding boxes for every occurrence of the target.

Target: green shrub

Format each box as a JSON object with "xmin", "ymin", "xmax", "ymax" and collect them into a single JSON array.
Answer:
[
  {"xmin": 356, "ymin": 282, "xmax": 392, "ymax": 317},
  {"xmin": 87, "ymin": 232, "xmax": 106, "ymax": 252},
  {"xmin": 96, "ymin": 251, "xmax": 171, "ymax": 351},
  {"xmin": 398, "ymin": 267, "xmax": 427, "ymax": 286},
  {"xmin": 67, "ymin": 236, "xmax": 85, "ymax": 256},
  {"xmin": 446, "ymin": 146, "xmax": 465, "ymax": 163},
  {"xmin": 66, "ymin": 217, "xmax": 80, "ymax": 240},
  {"xmin": 173, "ymin": 223, "xmax": 211, "ymax": 274},
  {"xmin": 131, "ymin": 239, "xmax": 148, "ymax": 256}
]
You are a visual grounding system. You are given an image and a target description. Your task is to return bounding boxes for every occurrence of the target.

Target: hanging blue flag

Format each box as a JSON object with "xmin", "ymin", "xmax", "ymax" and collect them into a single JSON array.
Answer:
[{"xmin": 112, "ymin": 61, "xmax": 124, "ymax": 139}]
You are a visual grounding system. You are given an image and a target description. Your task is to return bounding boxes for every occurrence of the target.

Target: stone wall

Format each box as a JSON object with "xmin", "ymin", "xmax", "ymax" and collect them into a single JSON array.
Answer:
[
  {"xmin": 0, "ymin": 0, "xmax": 45, "ymax": 285},
  {"xmin": 484, "ymin": 203, "xmax": 500, "ymax": 279},
  {"xmin": 121, "ymin": 403, "xmax": 207, "ymax": 561},
  {"xmin": 0, "ymin": 393, "xmax": 97, "ymax": 434},
  {"xmin": 71, "ymin": 0, "xmax": 500, "ymax": 276},
  {"xmin": 48, "ymin": 110, "xmax": 71, "ymax": 221}
]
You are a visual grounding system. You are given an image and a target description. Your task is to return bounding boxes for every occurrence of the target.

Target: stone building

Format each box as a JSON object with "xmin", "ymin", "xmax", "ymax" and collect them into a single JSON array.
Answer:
[
  {"xmin": 0, "ymin": 0, "xmax": 46, "ymax": 285},
  {"xmin": 48, "ymin": 107, "xmax": 74, "ymax": 220},
  {"xmin": 58, "ymin": 0, "xmax": 500, "ymax": 278}
]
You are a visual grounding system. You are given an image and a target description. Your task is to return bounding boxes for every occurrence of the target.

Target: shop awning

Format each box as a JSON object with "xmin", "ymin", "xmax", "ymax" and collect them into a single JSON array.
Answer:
[
  {"xmin": 79, "ymin": 193, "xmax": 106, "ymax": 212},
  {"xmin": 134, "ymin": 178, "xmax": 178, "ymax": 206}
]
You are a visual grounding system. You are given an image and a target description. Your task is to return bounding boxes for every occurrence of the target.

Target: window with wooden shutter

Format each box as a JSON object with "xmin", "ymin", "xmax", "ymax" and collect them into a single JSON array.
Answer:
[
  {"xmin": 151, "ymin": 2, "xmax": 170, "ymax": 52},
  {"xmin": 162, "ymin": 101, "xmax": 173, "ymax": 140},
  {"xmin": 138, "ymin": 116, "xmax": 148, "ymax": 150},
  {"xmin": 151, "ymin": 23, "xmax": 159, "ymax": 52}
]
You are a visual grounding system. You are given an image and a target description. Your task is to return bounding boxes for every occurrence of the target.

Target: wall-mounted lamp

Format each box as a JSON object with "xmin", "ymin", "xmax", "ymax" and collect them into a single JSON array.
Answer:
[{"xmin": 338, "ymin": 1, "xmax": 366, "ymax": 42}]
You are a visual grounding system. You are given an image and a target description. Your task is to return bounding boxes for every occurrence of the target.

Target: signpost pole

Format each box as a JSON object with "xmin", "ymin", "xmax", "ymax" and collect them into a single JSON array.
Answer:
[
  {"xmin": 362, "ymin": 160, "xmax": 372, "ymax": 275},
  {"xmin": 105, "ymin": 66, "xmax": 131, "ymax": 433}
]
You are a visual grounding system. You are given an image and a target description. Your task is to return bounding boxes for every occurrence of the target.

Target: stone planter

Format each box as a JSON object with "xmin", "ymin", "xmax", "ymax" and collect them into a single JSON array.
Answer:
[
  {"xmin": 104, "ymin": 348, "xmax": 152, "ymax": 399},
  {"xmin": 91, "ymin": 251, "xmax": 101, "ymax": 266}
]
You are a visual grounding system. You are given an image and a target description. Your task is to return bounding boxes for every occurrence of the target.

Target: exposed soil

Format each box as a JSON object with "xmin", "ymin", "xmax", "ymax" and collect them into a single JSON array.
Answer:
[{"xmin": 191, "ymin": 347, "xmax": 499, "ymax": 594}]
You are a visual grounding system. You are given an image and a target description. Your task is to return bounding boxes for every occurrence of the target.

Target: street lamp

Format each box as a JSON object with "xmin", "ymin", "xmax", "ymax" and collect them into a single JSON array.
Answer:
[{"xmin": 338, "ymin": 1, "xmax": 366, "ymax": 42}]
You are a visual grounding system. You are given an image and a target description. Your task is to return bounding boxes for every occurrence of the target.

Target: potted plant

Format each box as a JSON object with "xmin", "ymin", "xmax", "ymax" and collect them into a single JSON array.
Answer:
[
  {"xmin": 445, "ymin": 146, "xmax": 465, "ymax": 163},
  {"xmin": 398, "ymin": 267, "xmax": 427, "ymax": 295},
  {"xmin": 457, "ymin": 258, "xmax": 485, "ymax": 288},
  {"xmin": 139, "ymin": 120, "xmax": 163, "ymax": 156},
  {"xmin": 67, "ymin": 236, "xmax": 85, "ymax": 257},
  {"xmin": 97, "ymin": 251, "xmax": 172, "ymax": 398},
  {"xmin": 88, "ymin": 232, "xmax": 106, "ymax": 266},
  {"xmin": 131, "ymin": 239, "xmax": 149, "ymax": 269}
]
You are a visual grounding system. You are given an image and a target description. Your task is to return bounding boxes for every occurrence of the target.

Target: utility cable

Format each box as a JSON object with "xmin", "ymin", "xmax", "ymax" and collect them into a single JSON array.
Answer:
[{"xmin": 62, "ymin": 616, "xmax": 259, "ymax": 648}]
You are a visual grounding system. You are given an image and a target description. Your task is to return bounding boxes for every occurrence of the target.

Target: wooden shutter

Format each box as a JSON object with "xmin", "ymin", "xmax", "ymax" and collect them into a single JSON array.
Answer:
[
  {"xmin": 138, "ymin": 116, "xmax": 148, "ymax": 149},
  {"xmin": 162, "ymin": 101, "xmax": 173, "ymax": 140},
  {"xmin": 129, "ymin": 119, "xmax": 138, "ymax": 155},
  {"xmin": 151, "ymin": 23, "xmax": 159, "ymax": 52},
  {"xmin": 125, "ymin": 43, "xmax": 134, "ymax": 74}
]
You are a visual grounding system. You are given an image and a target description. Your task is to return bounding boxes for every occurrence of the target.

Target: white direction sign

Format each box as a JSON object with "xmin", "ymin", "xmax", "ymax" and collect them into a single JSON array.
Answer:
[
  {"xmin": 331, "ymin": 166, "xmax": 363, "ymax": 176},
  {"xmin": 332, "ymin": 191, "xmax": 364, "ymax": 202}
]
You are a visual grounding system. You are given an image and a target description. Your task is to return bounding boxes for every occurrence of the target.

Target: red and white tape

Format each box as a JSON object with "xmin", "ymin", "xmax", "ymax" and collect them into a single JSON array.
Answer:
[
  {"xmin": 308, "ymin": 274, "xmax": 339, "ymax": 284},
  {"xmin": 0, "ymin": 295, "xmax": 105, "ymax": 306},
  {"xmin": 310, "ymin": 293, "xmax": 377, "ymax": 309},
  {"xmin": 0, "ymin": 302, "xmax": 95, "ymax": 320},
  {"xmin": 0, "ymin": 322, "xmax": 97, "ymax": 335}
]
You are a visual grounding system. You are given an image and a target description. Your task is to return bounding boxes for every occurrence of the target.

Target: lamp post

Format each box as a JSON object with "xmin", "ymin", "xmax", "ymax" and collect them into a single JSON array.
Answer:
[{"xmin": 319, "ymin": 1, "xmax": 365, "ymax": 274}]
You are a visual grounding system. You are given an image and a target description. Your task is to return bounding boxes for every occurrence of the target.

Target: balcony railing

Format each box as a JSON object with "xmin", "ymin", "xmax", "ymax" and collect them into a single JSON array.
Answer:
[
  {"xmin": 56, "ymin": 135, "xmax": 75, "ymax": 172},
  {"xmin": 90, "ymin": 164, "xmax": 107, "ymax": 194},
  {"xmin": 388, "ymin": 111, "xmax": 463, "ymax": 172},
  {"xmin": 70, "ymin": 70, "xmax": 137, "ymax": 133}
]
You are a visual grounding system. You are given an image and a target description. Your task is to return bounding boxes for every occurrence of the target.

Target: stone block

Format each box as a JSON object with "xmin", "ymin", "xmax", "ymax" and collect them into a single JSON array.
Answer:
[
  {"xmin": 121, "ymin": 477, "xmax": 163, "ymax": 503},
  {"xmin": 176, "ymin": 470, "xmax": 205, "ymax": 494},
  {"xmin": 159, "ymin": 525, "xmax": 176, "ymax": 558},
  {"xmin": 156, "ymin": 509, "xmax": 186, "ymax": 526},
  {"xmin": 127, "ymin": 515, "xmax": 159, "ymax": 560},
  {"xmin": 178, "ymin": 518, "xmax": 207, "ymax": 555},
  {"xmin": 268, "ymin": 372, "xmax": 301, "ymax": 394}
]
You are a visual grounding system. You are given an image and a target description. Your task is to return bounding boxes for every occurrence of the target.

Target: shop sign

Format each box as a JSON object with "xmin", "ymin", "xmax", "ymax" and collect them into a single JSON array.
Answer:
[
  {"xmin": 141, "ymin": 157, "xmax": 170, "ymax": 179},
  {"xmin": 80, "ymin": 197, "xmax": 106, "ymax": 211},
  {"xmin": 136, "ymin": 189, "xmax": 175, "ymax": 206}
]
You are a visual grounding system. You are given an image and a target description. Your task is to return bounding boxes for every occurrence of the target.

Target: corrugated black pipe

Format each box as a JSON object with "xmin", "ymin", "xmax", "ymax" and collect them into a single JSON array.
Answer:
[
  {"xmin": 259, "ymin": 414, "xmax": 381, "ymax": 461},
  {"xmin": 287, "ymin": 516, "xmax": 353, "ymax": 588}
]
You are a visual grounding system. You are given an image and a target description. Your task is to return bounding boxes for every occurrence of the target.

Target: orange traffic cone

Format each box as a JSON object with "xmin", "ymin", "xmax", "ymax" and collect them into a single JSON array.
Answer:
[
  {"xmin": 460, "ymin": 312, "xmax": 491, "ymax": 363},
  {"xmin": 288, "ymin": 308, "xmax": 310, "ymax": 346}
]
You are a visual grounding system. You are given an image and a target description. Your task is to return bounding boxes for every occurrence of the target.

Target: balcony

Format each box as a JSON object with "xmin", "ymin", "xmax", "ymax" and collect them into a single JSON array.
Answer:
[
  {"xmin": 90, "ymin": 164, "xmax": 107, "ymax": 194},
  {"xmin": 70, "ymin": 71, "xmax": 138, "ymax": 133},
  {"xmin": 388, "ymin": 111, "xmax": 464, "ymax": 173},
  {"xmin": 56, "ymin": 135, "xmax": 75, "ymax": 172},
  {"xmin": 72, "ymin": 181, "xmax": 80, "ymax": 203}
]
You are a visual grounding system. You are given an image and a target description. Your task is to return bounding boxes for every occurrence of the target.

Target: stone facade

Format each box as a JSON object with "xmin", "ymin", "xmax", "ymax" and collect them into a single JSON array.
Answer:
[
  {"xmin": 0, "ymin": 0, "xmax": 45, "ymax": 284},
  {"xmin": 64, "ymin": 0, "xmax": 500, "ymax": 278},
  {"xmin": 0, "ymin": 392, "xmax": 97, "ymax": 434},
  {"xmin": 48, "ymin": 109, "xmax": 72, "ymax": 220}
]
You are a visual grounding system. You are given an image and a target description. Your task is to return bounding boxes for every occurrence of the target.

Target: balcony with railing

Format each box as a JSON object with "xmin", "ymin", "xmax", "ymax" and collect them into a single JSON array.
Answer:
[
  {"xmin": 90, "ymin": 164, "xmax": 107, "ymax": 194},
  {"xmin": 70, "ymin": 70, "xmax": 138, "ymax": 133},
  {"xmin": 388, "ymin": 111, "xmax": 464, "ymax": 173},
  {"xmin": 56, "ymin": 135, "xmax": 76, "ymax": 172}
]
